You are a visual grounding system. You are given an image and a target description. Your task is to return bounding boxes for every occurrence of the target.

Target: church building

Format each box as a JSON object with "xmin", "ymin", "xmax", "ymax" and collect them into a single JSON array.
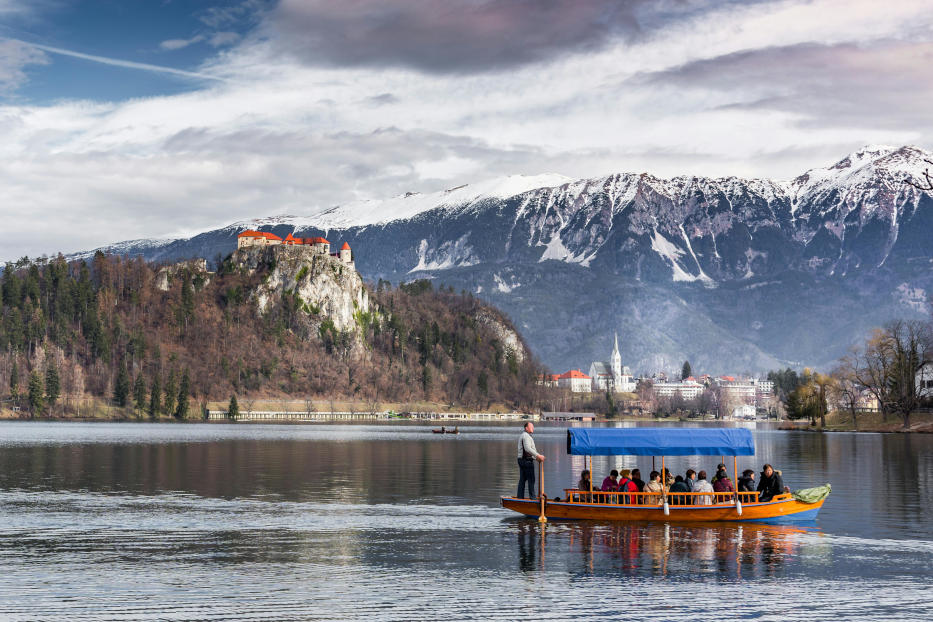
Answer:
[{"xmin": 589, "ymin": 333, "xmax": 636, "ymax": 393}]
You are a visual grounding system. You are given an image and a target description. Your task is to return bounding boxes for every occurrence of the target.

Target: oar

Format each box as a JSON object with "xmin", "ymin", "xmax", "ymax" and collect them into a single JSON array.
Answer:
[{"xmin": 538, "ymin": 460, "xmax": 547, "ymax": 523}]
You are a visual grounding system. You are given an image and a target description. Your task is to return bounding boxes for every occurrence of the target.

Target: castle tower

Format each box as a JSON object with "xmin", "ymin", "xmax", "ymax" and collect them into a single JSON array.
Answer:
[
  {"xmin": 339, "ymin": 242, "xmax": 352, "ymax": 264},
  {"xmin": 610, "ymin": 332, "xmax": 622, "ymax": 386}
]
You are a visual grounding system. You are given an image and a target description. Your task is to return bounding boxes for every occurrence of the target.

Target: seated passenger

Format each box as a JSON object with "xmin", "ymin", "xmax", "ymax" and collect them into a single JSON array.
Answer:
[
  {"xmin": 757, "ymin": 464, "xmax": 785, "ymax": 502},
  {"xmin": 577, "ymin": 469, "xmax": 593, "ymax": 501},
  {"xmin": 710, "ymin": 463, "xmax": 727, "ymax": 485},
  {"xmin": 617, "ymin": 469, "xmax": 638, "ymax": 504},
  {"xmin": 669, "ymin": 475, "xmax": 689, "ymax": 505},
  {"xmin": 737, "ymin": 469, "xmax": 756, "ymax": 494},
  {"xmin": 631, "ymin": 469, "xmax": 646, "ymax": 493},
  {"xmin": 693, "ymin": 470, "xmax": 714, "ymax": 505},
  {"xmin": 712, "ymin": 467, "xmax": 734, "ymax": 500},
  {"xmin": 644, "ymin": 471, "xmax": 663, "ymax": 505},
  {"xmin": 662, "ymin": 468, "xmax": 674, "ymax": 487},
  {"xmin": 684, "ymin": 469, "xmax": 697, "ymax": 493},
  {"xmin": 601, "ymin": 469, "xmax": 620, "ymax": 492}
]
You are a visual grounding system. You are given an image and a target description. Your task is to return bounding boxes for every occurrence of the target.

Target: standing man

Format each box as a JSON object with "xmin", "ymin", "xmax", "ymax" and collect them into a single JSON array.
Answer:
[{"xmin": 516, "ymin": 422, "xmax": 545, "ymax": 498}]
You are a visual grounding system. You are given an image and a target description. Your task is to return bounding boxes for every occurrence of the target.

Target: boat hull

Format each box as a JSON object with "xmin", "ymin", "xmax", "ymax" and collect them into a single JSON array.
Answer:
[{"xmin": 500, "ymin": 495, "xmax": 824, "ymax": 523}]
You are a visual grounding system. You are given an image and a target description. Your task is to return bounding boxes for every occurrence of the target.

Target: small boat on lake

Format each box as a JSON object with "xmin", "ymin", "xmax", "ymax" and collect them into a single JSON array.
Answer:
[
  {"xmin": 501, "ymin": 428, "xmax": 830, "ymax": 523},
  {"xmin": 432, "ymin": 426, "xmax": 459, "ymax": 435}
]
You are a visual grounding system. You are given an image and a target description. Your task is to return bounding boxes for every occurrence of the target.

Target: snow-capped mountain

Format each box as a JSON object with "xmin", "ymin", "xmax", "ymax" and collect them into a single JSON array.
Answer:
[{"xmin": 73, "ymin": 145, "xmax": 933, "ymax": 374}]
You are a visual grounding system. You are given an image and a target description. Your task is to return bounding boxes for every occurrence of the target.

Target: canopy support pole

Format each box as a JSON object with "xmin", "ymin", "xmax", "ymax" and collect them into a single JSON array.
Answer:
[
  {"xmin": 661, "ymin": 455, "xmax": 669, "ymax": 515},
  {"xmin": 734, "ymin": 455, "xmax": 742, "ymax": 516},
  {"xmin": 538, "ymin": 460, "xmax": 547, "ymax": 523}
]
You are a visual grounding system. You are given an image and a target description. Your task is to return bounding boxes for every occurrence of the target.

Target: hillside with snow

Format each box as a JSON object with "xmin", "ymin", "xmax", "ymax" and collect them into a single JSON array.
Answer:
[{"xmin": 72, "ymin": 145, "xmax": 933, "ymax": 374}]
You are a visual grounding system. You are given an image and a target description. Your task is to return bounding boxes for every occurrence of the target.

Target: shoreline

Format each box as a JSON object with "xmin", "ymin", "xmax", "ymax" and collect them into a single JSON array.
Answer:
[{"xmin": 778, "ymin": 422, "xmax": 933, "ymax": 434}]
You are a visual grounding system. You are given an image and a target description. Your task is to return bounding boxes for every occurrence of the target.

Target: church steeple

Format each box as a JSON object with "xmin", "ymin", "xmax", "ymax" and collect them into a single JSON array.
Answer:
[{"xmin": 610, "ymin": 332, "xmax": 622, "ymax": 382}]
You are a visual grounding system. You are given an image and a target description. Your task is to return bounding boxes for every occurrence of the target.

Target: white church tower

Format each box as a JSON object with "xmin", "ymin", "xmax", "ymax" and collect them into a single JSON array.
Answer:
[{"xmin": 610, "ymin": 332, "xmax": 622, "ymax": 387}]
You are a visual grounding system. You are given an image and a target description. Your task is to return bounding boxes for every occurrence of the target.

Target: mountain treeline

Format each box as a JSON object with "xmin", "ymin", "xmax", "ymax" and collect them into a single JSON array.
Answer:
[{"xmin": 0, "ymin": 253, "xmax": 544, "ymax": 417}]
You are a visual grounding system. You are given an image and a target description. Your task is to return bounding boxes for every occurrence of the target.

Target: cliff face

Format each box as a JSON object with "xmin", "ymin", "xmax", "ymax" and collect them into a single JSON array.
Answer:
[{"xmin": 231, "ymin": 246, "xmax": 369, "ymax": 333}]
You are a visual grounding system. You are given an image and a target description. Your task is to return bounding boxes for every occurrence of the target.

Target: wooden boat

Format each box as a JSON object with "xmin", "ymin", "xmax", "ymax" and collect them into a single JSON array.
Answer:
[
  {"xmin": 501, "ymin": 427, "xmax": 829, "ymax": 523},
  {"xmin": 432, "ymin": 426, "xmax": 459, "ymax": 434}
]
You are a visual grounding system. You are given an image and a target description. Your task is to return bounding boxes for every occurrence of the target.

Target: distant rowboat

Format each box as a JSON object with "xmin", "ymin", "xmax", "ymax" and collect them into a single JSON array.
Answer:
[
  {"xmin": 501, "ymin": 428, "xmax": 829, "ymax": 523},
  {"xmin": 432, "ymin": 426, "xmax": 459, "ymax": 434}
]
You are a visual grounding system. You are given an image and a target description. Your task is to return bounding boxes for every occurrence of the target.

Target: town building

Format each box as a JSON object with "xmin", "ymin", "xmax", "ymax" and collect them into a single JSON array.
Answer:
[
  {"xmin": 918, "ymin": 361, "xmax": 933, "ymax": 399},
  {"xmin": 557, "ymin": 369, "xmax": 592, "ymax": 393},
  {"xmin": 653, "ymin": 379, "xmax": 705, "ymax": 400},
  {"xmin": 588, "ymin": 333, "xmax": 636, "ymax": 393},
  {"xmin": 236, "ymin": 230, "xmax": 353, "ymax": 266},
  {"xmin": 732, "ymin": 404, "xmax": 757, "ymax": 419}
]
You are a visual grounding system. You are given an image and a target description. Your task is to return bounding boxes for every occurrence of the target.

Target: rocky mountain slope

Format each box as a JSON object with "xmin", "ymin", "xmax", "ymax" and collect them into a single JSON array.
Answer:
[{"xmin": 73, "ymin": 145, "xmax": 933, "ymax": 374}]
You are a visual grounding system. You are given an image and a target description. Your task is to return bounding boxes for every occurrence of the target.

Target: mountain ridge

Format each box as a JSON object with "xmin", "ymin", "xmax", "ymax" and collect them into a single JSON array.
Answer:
[{"xmin": 65, "ymin": 145, "xmax": 933, "ymax": 375}]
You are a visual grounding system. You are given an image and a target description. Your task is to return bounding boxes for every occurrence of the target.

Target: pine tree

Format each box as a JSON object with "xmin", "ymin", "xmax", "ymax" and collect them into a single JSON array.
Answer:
[
  {"xmin": 421, "ymin": 364, "xmax": 431, "ymax": 395},
  {"xmin": 45, "ymin": 361, "xmax": 61, "ymax": 411},
  {"xmin": 163, "ymin": 369, "xmax": 177, "ymax": 416},
  {"xmin": 113, "ymin": 363, "xmax": 130, "ymax": 408},
  {"xmin": 133, "ymin": 372, "xmax": 147, "ymax": 413},
  {"xmin": 175, "ymin": 368, "xmax": 190, "ymax": 419},
  {"xmin": 9, "ymin": 360, "xmax": 19, "ymax": 400},
  {"xmin": 228, "ymin": 394, "xmax": 239, "ymax": 420},
  {"xmin": 148, "ymin": 374, "xmax": 161, "ymax": 419},
  {"xmin": 681, "ymin": 361, "xmax": 692, "ymax": 381},
  {"xmin": 27, "ymin": 370, "xmax": 44, "ymax": 417}
]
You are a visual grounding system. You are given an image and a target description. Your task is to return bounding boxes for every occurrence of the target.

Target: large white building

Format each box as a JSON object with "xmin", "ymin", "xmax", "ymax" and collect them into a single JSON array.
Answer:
[
  {"xmin": 589, "ymin": 333, "xmax": 636, "ymax": 393},
  {"xmin": 653, "ymin": 379, "xmax": 705, "ymax": 400},
  {"xmin": 557, "ymin": 369, "xmax": 592, "ymax": 393}
]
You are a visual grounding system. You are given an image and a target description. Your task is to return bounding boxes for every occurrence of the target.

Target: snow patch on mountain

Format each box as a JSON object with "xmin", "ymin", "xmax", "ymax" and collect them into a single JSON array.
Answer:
[
  {"xmin": 409, "ymin": 235, "xmax": 479, "ymax": 273},
  {"xmin": 493, "ymin": 273, "xmax": 520, "ymax": 293},
  {"xmin": 651, "ymin": 229, "xmax": 697, "ymax": 282},
  {"xmin": 896, "ymin": 283, "xmax": 927, "ymax": 312}
]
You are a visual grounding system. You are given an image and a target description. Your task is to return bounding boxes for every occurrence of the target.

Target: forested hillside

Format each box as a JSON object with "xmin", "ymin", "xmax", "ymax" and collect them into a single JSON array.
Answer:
[{"xmin": 0, "ymin": 251, "xmax": 543, "ymax": 417}]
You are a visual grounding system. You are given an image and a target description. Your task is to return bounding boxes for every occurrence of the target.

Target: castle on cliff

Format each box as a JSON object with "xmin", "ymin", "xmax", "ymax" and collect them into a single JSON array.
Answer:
[{"xmin": 237, "ymin": 230, "xmax": 354, "ymax": 266}]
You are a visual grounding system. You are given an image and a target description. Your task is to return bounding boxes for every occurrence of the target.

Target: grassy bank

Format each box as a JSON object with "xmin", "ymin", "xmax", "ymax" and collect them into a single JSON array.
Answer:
[{"xmin": 779, "ymin": 410, "xmax": 933, "ymax": 433}]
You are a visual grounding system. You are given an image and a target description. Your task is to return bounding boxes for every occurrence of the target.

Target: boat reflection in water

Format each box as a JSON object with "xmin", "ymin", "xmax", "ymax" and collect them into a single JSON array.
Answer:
[{"xmin": 513, "ymin": 520, "xmax": 823, "ymax": 579}]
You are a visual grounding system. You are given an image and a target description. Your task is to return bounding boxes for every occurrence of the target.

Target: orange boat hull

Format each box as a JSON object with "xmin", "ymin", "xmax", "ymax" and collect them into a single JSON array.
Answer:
[{"xmin": 501, "ymin": 495, "xmax": 824, "ymax": 523}]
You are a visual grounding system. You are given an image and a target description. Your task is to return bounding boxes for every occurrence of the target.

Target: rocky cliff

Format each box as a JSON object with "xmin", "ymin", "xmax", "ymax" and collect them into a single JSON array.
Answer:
[{"xmin": 231, "ymin": 246, "xmax": 369, "ymax": 333}]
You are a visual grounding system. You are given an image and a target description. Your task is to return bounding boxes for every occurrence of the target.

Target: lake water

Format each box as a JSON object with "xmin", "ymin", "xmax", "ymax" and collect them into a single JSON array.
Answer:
[{"xmin": 0, "ymin": 421, "xmax": 930, "ymax": 621}]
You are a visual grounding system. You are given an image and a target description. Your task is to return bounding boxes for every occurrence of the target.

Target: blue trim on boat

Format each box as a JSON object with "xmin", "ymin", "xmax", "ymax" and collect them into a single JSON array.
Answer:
[{"xmin": 739, "ymin": 507, "xmax": 822, "ymax": 523}]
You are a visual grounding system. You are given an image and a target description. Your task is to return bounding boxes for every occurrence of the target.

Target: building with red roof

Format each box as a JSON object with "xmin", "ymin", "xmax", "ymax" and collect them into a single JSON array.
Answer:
[
  {"xmin": 557, "ymin": 369, "xmax": 592, "ymax": 393},
  {"xmin": 237, "ymin": 230, "xmax": 282, "ymax": 248},
  {"xmin": 236, "ymin": 230, "xmax": 355, "ymax": 266}
]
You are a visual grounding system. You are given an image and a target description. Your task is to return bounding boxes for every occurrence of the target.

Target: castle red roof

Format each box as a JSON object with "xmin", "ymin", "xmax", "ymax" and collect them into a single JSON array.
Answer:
[
  {"xmin": 341, "ymin": 242, "xmax": 351, "ymax": 250},
  {"xmin": 238, "ymin": 230, "xmax": 282, "ymax": 241},
  {"xmin": 303, "ymin": 236, "xmax": 330, "ymax": 245}
]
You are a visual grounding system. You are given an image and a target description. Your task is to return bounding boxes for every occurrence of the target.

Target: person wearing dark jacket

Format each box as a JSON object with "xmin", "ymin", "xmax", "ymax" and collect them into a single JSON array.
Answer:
[
  {"xmin": 737, "ymin": 469, "xmax": 756, "ymax": 493},
  {"xmin": 669, "ymin": 475, "xmax": 689, "ymax": 505},
  {"xmin": 757, "ymin": 464, "xmax": 785, "ymax": 502},
  {"xmin": 631, "ymin": 469, "xmax": 646, "ymax": 493}
]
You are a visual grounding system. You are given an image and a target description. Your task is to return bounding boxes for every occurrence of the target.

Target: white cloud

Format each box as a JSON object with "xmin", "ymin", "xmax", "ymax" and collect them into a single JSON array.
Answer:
[
  {"xmin": 0, "ymin": 38, "xmax": 49, "ymax": 93},
  {"xmin": 160, "ymin": 35, "xmax": 205, "ymax": 51},
  {"xmin": 1, "ymin": 0, "xmax": 933, "ymax": 260}
]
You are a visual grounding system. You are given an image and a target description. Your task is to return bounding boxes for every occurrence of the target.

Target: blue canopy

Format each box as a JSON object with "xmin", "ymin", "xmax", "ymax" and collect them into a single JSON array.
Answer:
[{"xmin": 566, "ymin": 427, "xmax": 755, "ymax": 456}]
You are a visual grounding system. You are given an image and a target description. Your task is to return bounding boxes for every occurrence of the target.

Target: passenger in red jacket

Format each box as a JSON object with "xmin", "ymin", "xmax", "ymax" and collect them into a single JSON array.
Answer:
[
  {"xmin": 616, "ymin": 468, "xmax": 638, "ymax": 504},
  {"xmin": 712, "ymin": 466, "xmax": 735, "ymax": 502}
]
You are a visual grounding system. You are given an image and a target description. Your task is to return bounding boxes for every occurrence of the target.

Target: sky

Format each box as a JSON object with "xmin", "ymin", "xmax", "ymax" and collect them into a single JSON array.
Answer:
[{"xmin": 1, "ymin": 0, "xmax": 932, "ymax": 261}]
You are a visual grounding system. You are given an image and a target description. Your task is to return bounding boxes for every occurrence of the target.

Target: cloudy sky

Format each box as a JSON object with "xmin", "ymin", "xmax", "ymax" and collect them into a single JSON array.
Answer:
[{"xmin": 1, "ymin": 0, "xmax": 932, "ymax": 261}]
